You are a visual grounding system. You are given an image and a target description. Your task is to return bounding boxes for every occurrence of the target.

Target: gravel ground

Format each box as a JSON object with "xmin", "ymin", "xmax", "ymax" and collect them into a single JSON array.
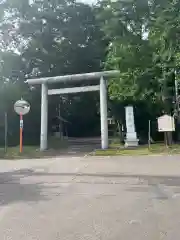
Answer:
[{"xmin": 0, "ymin": 155, "xmax": 180, "ymax": 239}]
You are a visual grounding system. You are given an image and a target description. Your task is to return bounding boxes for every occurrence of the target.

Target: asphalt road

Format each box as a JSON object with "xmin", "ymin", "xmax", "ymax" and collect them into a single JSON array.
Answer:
[{"xmin": 0, "ymin": 155, "xmax": 180, "ymax": 239}]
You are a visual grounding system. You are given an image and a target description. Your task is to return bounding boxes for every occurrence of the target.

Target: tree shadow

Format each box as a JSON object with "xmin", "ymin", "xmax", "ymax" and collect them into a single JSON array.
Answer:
[
  {"xmin": 0, "ymin": 169, "xmax": 50, "ymax": 206},
  {"xmin": 12, "ymin": 170, "xmax": 180, "ymax": 186},
  {"xmin": 23, "ymin": 171, "xmax": 180, "ymax": 200},
  {"xmin": 1, "ymin": 169, "xmax": 180, "ymax": 205}
]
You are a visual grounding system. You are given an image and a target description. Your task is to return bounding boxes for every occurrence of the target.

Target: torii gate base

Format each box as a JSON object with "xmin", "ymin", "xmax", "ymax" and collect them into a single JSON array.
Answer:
[{"xmin": 27, "ymin": 70, "xmax": 119, "ymax": 151}]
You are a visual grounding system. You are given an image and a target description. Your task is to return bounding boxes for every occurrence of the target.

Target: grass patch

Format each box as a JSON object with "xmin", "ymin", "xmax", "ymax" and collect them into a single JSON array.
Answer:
[
  {"xmin": 0, "ymin": 137, "xmax": 69, "ymax": 159},
  {"xmin": 0, "ymin": 146, "xmax": 43, "ymax": 159},
  {"xmin": 109, "ymin": 142, "xmax": 123, "ymax": 148},
  {"xmin": 94, "ymin": 143, "xmax": 180, "ymax": 156}
]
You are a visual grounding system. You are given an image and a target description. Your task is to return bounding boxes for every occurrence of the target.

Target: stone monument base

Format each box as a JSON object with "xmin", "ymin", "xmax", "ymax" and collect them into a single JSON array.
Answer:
[{"xmin": 125, "ymin": 138, "xmax": 139, "ymax": 147}]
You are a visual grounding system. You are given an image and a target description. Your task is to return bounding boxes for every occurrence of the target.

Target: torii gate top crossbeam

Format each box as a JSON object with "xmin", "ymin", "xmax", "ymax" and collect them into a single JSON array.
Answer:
[{"xmin": 26, "ymin": 70, "xmax": 119, "ymax": 85}]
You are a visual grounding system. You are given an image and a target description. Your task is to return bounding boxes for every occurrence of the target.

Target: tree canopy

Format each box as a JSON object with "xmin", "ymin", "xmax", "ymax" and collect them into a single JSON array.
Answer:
[{"xmin": 0, "ymin": 0, "xmax": 179, "ymax": 145}]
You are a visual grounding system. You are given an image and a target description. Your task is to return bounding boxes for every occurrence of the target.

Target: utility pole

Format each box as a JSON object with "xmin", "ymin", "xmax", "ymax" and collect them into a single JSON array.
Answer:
[
  {"xmin": 174, "ymin": 69, "xmax": 179, "ymax": 113},
  {"xmin": 58, "ymin": 96, "xmax": 63, "ymax": 139},
  {"xmin": 174, "ymin": 69, "xmax": 180, "ymax": 141},
  {"xmin": 4, "ymin": 112, "xmax": 8, "ymax": 153}
]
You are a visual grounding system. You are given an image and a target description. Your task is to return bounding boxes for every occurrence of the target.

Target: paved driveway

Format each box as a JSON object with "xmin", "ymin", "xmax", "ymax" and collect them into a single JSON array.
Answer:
[{"xmin": 0, "ymin": 155, "xmax": 180, "ymax": 239}]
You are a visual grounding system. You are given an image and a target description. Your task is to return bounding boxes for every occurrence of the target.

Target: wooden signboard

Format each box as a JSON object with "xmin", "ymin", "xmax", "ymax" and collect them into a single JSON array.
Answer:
[{"xmin": 158, "ymin": 114, "xmax": 175, "ymax": 132}]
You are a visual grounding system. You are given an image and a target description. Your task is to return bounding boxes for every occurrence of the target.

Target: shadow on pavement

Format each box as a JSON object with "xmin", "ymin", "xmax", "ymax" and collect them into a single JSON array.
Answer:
[
  {"xmin": 0, "ymin": 169, "xmax": 49, "ymax": 206},
  {"xmin": 1, "ymin": 169, "xmax": 180, "ymax": 205},
  {"xmin": 8, "ymin": 170, "xmax": 180, "ymax": 186}
]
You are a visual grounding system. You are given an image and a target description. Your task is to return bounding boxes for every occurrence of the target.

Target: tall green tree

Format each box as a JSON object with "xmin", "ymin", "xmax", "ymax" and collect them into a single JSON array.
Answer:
[
  {"xmin": 98, "ymin": 0, "xmax": 162, "ymax": 117},
  {"xmin": 97, "ymin": 0, "xmax": 180, "ymax": 138},
  {"xmin": 0, "ymin": 0, "xmax": 106, "ymax": 143}
]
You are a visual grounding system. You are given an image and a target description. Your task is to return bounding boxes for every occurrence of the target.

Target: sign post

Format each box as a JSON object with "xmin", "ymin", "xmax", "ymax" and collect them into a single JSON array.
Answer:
[
  {"xmin": 157, "ymin": 114, "xmax": 175, "ymax": 147},
  {"xmin": 148, "ymin": 120, "xmax": 151, "ymax": 149},
  {"xmin": 19, "ymin": 113, "xmax": 23, "ymax": 153},
  {"xmin": 14, "ymin": 99, "xmax": 30, "ymax": 153},
  {"xmin": 4, "ymin": 112, "xmax": 8, "ymax": 153}
]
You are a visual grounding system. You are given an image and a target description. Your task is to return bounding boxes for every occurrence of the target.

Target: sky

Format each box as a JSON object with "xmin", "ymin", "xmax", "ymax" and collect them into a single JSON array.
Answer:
[
  {"xmin": 29, "ymin": 0, "xmax": 96, "ymax": 4},
  {"xmin": 78, "ymin": 0, "xmax": 96, "ymax": 4}
]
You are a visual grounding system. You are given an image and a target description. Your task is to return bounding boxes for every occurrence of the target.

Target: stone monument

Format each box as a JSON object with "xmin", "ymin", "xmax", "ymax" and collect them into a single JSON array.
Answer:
[{"xmin": 125, "ymin": 106, "xmax": 139, "ymax": 147}]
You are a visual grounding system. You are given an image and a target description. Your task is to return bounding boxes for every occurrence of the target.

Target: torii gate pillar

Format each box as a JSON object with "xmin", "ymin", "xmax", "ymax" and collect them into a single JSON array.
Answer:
[
  {"xmin": 100, "ymin": 77, "xmax": 108, "ymax": 149},
  {"xmin": 40, "ymin": 83, "xmax": 48, "ymax": 151}
]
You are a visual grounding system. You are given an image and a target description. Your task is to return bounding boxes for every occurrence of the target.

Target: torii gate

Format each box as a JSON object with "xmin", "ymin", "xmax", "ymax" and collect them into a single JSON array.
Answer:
[{"xmin": 27, "ymin": 70, "xmax": 119, "ymax": 151}]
